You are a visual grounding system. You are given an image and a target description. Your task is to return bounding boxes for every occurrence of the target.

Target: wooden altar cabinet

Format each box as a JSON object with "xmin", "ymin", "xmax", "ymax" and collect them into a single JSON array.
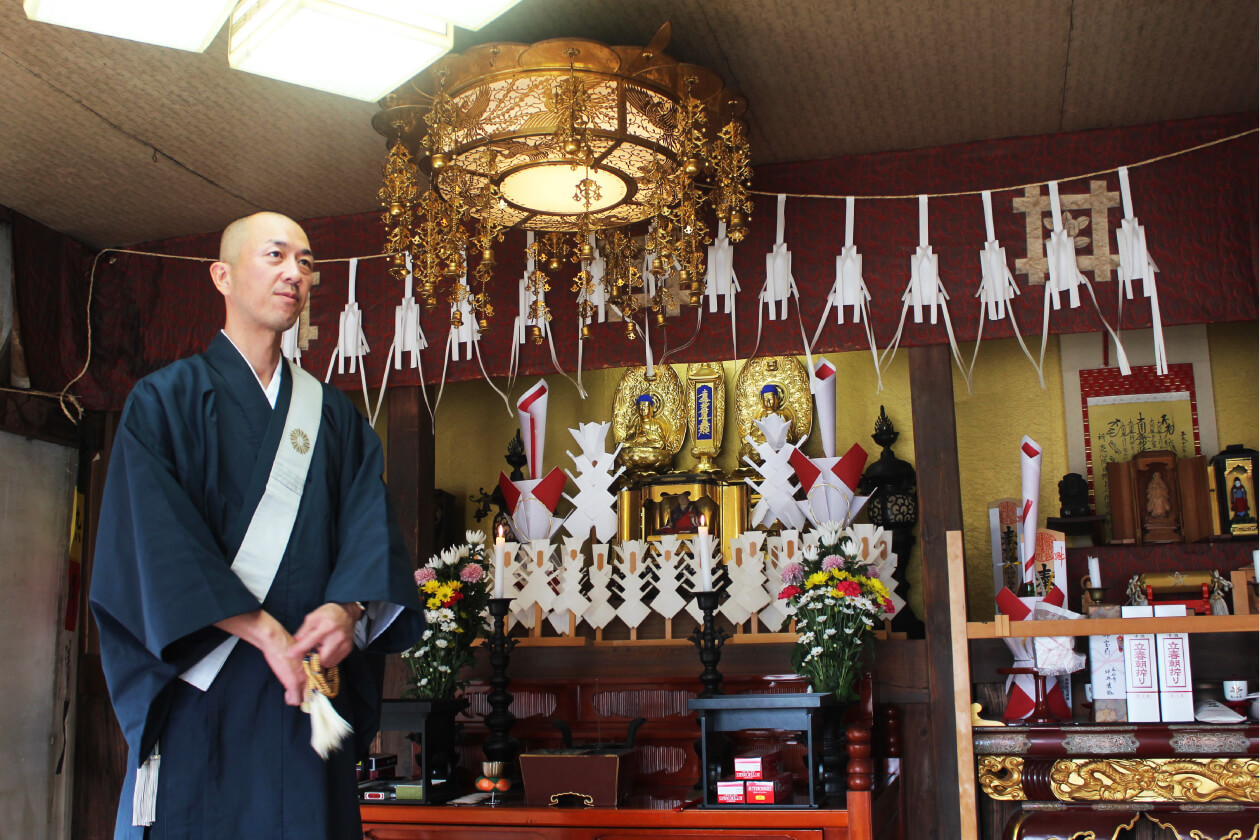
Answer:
[{"xmin": 973, "ymin": 722, "xmax": 1259, "ymax": 840}]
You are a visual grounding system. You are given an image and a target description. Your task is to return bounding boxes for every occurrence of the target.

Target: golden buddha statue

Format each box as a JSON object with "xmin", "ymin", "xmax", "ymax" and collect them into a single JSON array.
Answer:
[
  {"xmin": 734, "ymin": 356, "xmax": 812, "ymax": 463},
  {"xmin": 613, "ymin": 365, "xmax": 686, "ymax": 476},
  {"xmin": 621, "ymin": 395, "xmax": 672, "ymax": 469},
  {"xmin": 747, "ymin": 384, "xmax": 799, "ymax": 447}
]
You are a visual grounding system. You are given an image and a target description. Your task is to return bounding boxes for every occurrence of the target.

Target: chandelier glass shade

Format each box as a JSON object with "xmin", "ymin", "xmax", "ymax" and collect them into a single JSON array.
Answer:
[{"xmin": 372, "ymin": 23, "xmax": 753, "ymax": 338}]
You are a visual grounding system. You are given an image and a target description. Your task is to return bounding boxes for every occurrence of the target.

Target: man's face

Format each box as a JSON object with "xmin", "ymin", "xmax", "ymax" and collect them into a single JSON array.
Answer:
[{"xmin": 217, "ymin": 214, "xmax": 314, "ymax": 335}]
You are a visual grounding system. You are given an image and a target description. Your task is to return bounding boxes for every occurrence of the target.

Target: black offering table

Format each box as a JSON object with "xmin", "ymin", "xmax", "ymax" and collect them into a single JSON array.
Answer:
[{"xmin": 688, "ymin": 692, "xmax": 836, "ymax": 808}]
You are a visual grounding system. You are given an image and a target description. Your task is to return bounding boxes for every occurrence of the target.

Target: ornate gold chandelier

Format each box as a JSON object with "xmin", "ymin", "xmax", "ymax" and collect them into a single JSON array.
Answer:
[{"xmin": 373, "ymin": 23, "xmax": 752, "ymax": 341}]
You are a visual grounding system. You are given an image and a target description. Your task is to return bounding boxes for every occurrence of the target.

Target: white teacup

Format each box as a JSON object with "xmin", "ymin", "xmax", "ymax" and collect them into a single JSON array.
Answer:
[{"xmin": 1223, "ymin": 680, "xmax": 1248, "ymax": 701}]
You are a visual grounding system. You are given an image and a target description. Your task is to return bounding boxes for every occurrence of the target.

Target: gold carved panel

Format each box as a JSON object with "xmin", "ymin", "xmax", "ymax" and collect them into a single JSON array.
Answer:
[
  {"xmin": 1049, "ymin": 757, "xmax": 1259, "ymax": 803},
  {"xmin": 979, "ymin": 755, "xmax": 1027, "ymax": 801}
]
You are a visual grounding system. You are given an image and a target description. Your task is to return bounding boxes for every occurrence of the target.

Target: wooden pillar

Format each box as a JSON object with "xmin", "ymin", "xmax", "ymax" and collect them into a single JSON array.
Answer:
[
  {"xmin": 386, "ymin": 386, "xmax": 436, "ymax": 569},
  {"xmin": 908, "ymin": 345, "xmax": 966, "ymax": 839},
  {"xmin": 381, "ymin": 387, "xmax": 435, "ymax": 770}
]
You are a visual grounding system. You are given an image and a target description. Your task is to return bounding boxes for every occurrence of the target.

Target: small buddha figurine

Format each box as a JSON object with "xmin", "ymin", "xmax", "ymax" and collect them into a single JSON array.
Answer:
[
  {"xmin": 619, "ymin": 394, "xmax": 673, "ymax": 473},
  {"xmin": 747, "ymin": 384, "xmax": 799, "ymax": 448}
]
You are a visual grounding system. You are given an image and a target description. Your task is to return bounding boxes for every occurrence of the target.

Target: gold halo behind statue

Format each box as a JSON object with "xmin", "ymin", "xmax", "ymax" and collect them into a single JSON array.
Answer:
[
  {"xmin": 735, "ymin": 356, "xmax": 812, "ymax": 463},
  {"xmin": 613, "ymin": 365, "xmax": 686, "ymax": 476}
]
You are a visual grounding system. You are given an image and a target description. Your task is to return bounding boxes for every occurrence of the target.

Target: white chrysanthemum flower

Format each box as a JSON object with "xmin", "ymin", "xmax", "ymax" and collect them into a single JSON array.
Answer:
[
  {"xmin": 819, "ymin": 522, "xmax": 844, "ymax": 546},
  {"xmin": 466, "ymin": 530, "xmax": 485, "ymax": 546},
  {"xmin": 802, "ymin": 543, "xmax": 819, "ymax": 561},
  {"xmin": 422, "ymin": 629, "xmax": 434, "ymax": 640},
  {"xmin": 435, "ymin": 638, "xmax": 449, "ymax": 648},
  {"xmin": 455, "ymin": 545, "xmax": 470, "ymax": 560}
]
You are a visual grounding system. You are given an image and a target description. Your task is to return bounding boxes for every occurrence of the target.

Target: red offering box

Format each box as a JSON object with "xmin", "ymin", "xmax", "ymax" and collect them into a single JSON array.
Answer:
[
  {"xmin": 733, "ymin": 749, "xmax": 782, "ymax": 780},
  {"xmin": 716, "ymin": 779, "xmax": 746, "ymax": 804},
  {"xmin": 744, "ymin": 772, "xmax": 793, "ymax": 804}
]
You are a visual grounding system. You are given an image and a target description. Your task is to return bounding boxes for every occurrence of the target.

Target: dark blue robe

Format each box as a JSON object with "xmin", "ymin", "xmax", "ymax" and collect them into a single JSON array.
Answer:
[{"xmin": 90, "ymin": 334, "xmax": 423, "ymax": 839}]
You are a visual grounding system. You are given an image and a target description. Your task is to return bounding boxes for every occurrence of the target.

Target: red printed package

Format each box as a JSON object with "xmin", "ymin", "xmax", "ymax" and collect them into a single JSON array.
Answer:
[
  {"xmin": 744, "ymin": 772, "xmax": 793, "ymax": 804},
  {"xmin": 733, "ymin": 749, "xmax": 782, "ymax": 780},
  {"xmin": 715, "ymin": 779, "xmax": 745, "ymax": 804}
]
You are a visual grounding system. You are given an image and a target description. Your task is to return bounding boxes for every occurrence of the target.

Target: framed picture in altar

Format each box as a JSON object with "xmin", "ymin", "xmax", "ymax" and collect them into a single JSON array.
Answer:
[{"xmin": 1061, "ymin": 326, "xmax": 1219, "ymax": 522}]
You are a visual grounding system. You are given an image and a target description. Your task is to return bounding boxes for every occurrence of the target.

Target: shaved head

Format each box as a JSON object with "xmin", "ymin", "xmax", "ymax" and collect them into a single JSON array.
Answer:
[{"xmin": 219, "ymin": 212, "xmax": 303, "ymax": 264}]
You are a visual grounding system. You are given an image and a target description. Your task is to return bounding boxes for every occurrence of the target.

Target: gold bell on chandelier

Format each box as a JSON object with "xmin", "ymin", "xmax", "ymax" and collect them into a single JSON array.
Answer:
[
  {"xmin": 654, "ymin": 308, "xmax": 666, "ymax": 326},
  {"xmin": 624, "ymin": 321, "xmax": 637, "ymax": 340},
  {"xmin": 388, "ymin": 201, "xmax": 405, "ymax": 217},
  {"xmin": 547, "ymin": 256, "xmax": 562, "ymax": 272},
  {"xmin": 451, "ymin": 310, "xmax": 464, "ymax": 327},
  {"xmin": 580, "ymin": 322, "xmax": 592, "ymax": 340},
  {"xmin": 480, "ymin": 247, "xmax": 496, "ymax": 267},
  {"xmin": 679, "ymin": 268, "xmax": 691, "ymax": 286},
  {"xmin": 562, "ymin": 137, "xmax": 581, "ymax": 156},
  {"xmin": 578, "ymin": 241, "xmax": 594, "ymax": 261},
  {"xmin": 682, "ymin": 157, "xmax": 701, "ymax": 176},
  {"xmin": 688, "ymin": 289, "xmax": 702, "ymax": 307},
  {"xmin": 650, "ymin": 256, "xmax": 664, "ymax": 274},
  {"xmin": 430, "ymin": 153, "xmax": 450, "ymax": 171},
  {"xmin": 477, "ymin": 316, "xmax": 490, "ymax": 333},
  {"xmin": 527, "ymin": 323, "xmax": 543, "ymax": 344}
]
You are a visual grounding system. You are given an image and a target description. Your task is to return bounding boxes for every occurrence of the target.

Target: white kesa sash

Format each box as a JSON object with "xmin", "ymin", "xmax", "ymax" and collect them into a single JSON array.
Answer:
[{"xmin": 180, "ymin": 361, "xmax": 323, "ymax": 690}]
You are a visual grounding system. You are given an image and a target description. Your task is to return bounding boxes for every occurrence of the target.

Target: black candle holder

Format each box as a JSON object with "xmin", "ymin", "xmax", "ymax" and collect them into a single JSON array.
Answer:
[
  {"xmin": 481, "ymin": 597, "xmax": 519, "ymax": 768},
  {"xmin": 689, "ymin": 590, "xmax": 729, "ymax": 698},
  {"xmin": 689, "ymin": 589, "xmax": 732, "ymax": 794}
]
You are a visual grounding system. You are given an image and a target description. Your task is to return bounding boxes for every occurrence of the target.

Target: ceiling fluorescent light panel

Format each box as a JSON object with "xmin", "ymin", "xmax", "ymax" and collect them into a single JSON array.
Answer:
[
  {"xmin": 229, "ymin": 0, "xmax": 453, "ymax": 101},
  {"xmin": 23, "ymin": 0, "xmax": 237, "ymax": 52}
]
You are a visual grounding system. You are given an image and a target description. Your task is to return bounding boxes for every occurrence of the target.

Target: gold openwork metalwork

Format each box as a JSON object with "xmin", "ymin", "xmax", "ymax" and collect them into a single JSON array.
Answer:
[
  {"xmin": 734, "ymin": 356, "xmax": 813, "ymax": 463},
  {"xmin": 978, "ymin": 756, "xmax": 1028, "ymax": 801},
  {"xmin": 612, "ymin": 365, "xmax": 686, "ymax": 476},
  {"xmin": 1048, "ymin": 757, "xmax": 1259, "ymax": 803},
  {"xmin": 372, "ymin": 22, "xmax": 752, "ymax": 337}
]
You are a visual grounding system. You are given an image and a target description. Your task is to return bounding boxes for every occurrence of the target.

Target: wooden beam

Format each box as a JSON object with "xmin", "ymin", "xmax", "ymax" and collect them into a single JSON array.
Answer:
[{"xmin": 908, "ymin": 344, "xmax": 965, "ymax": 839}]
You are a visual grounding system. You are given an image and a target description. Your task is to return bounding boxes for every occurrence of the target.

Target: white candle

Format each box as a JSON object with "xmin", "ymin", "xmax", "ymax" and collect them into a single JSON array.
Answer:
[
  {"xmin": 493, "ymin": 527, "xmax": 506, "ymax": 599},
  {"xmin": 697, "ymin": 517, "xmax": 713, "ymax": 592},
  {"xmin": 1087, "ymin": 556, "xmax": 1101, "ymax": 589},
  {"xmin": 1253, "ymin": 550, "xmax": 1259, "ymax": 583}
]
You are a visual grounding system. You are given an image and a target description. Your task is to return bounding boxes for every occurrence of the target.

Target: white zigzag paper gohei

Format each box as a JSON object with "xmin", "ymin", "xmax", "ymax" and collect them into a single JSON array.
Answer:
[
  {"xmin": 757, "ymin": 534, "xmax": 793, "ymax": 631},
  {"xmin": 499, "ymin": 540, "xmax": 521, "ymax": 632},
  {"xmin": 612, "ymin": 540, "xmax": 652, "ymax": 630},
  {"xmin": 514, "ymin": 540, "xmax": 557, "ymax": 629},
  {"xmin": 548, "ymin": 537, "xmax": 592, "ymax": 634},
  {"xmin": 842, "ymin": 524, "xmax": 906, "ymax": 617},
  {"xmin": 394, "ymin": 251, "xmax": 428, "ymax": 370},
  {"xmin": 1114, "ymin": 166, "xmax": 1167, "ymax": 375},
  {"xmin": 561, "ymin": 422, "xmax": 623, "ymax": 542},
  {"xmin": 336, "ymin": 257, "xmax": 369, "ymax": 374},
  {"xmin": 761, "ymin": 194, "xmax": 795, "ymax": 320},
  {"xmin": 743, "ymin": 413, "xmax": 806, "ymax": 531},
  {"xmin": 649, "ymin": 536, "xmax": 688, "ymax": 620},
  {"xmin": 726, "ymin": 531, "xmax": 771, "ymax": 621},
  {"xmin": 582, "ymin": 543, "xmax": 617, "ymax": 630}
]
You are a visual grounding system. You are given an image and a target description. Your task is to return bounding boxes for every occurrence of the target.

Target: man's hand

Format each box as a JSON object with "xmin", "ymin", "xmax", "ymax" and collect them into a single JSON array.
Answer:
[
  {"xmin": 216, "ymin": 610, "xmax": 306, "ymax": 706},
  {"xmin": 288, "ymin": 603, "xmax": 356, "ymax": 669}
]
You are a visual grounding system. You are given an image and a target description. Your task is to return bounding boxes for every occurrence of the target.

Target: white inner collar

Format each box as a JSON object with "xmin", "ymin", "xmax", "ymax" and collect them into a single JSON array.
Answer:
[{"xmin": 220, "ymin": 330, "xmax": 283, "ymax": 408}]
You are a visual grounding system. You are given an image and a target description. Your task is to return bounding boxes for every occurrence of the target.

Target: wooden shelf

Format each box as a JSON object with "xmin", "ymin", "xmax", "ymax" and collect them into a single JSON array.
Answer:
[{"xmin": 967, "ymin": 613, "xmax": 1258, "ymax": 639}]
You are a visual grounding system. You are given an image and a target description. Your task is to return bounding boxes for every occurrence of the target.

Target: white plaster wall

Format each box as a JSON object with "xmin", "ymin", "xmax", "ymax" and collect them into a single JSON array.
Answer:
[{"xmin": 0, "ymin": 430, "xmax": 77, "ymax": 840}]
